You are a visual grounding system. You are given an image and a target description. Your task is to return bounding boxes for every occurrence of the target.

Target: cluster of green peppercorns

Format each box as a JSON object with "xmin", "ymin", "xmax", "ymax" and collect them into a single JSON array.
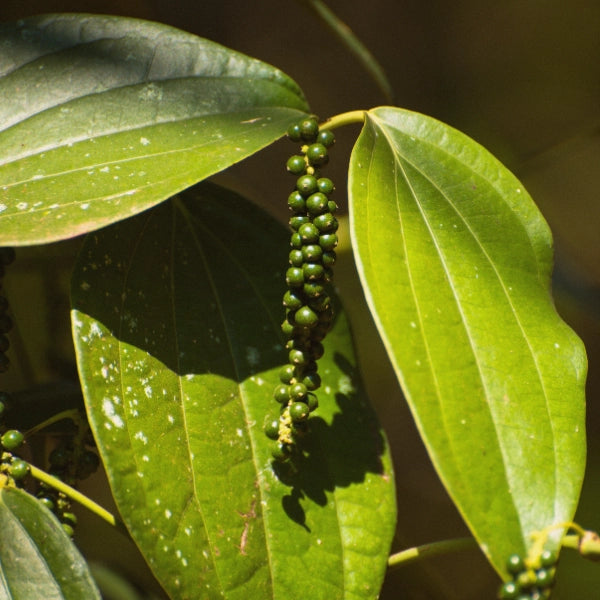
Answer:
[
  {"xmin": 36, "ymin": 438, "xmax": 100, "ymax": 537},
  {"xmin": 498, "ymin": 550, "xmax": 559, "ymax": 599},
  {"xmin": 265, "ymin": 116, "xmax": 338, "ymax": 461}
]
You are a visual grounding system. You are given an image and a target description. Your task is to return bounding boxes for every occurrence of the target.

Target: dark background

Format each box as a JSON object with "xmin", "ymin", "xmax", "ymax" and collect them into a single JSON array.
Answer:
[{"xmin": 1, "ymin": 1, "xmax": 599, "ymax": 598}]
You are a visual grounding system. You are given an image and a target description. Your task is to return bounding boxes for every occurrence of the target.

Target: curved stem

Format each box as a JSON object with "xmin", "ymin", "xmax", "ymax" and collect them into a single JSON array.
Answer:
[
  {"xmin": 25, "ymin": 408, "xmax": 81, "ymax": 437},
  {"xmin": 295, "ymin": 0, "xmax": 394, "ymax": 102},
  {"xmin": 321, "ymin": 110, "xmax": 366, "ymax": 131},
  {"xmin": 388, "ymin": 537, "xmax": 477, "ymax": 569},
  {"xmin": 28, "ymin": 464, "xmax": 129, "ymax": 536}
]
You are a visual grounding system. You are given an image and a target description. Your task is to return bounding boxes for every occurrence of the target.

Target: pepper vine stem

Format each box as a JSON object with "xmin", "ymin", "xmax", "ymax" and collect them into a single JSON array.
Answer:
[
  {"xmin": 387, "ymin": 531, "xmax": 600, "ymax": 569},
  {"xmin": 321, "ymin": 110, "xmax": 366, "ymax": 131},
  {"xmin": 28, "ymin": 464, "xmax": 129, "ymax": 536}
]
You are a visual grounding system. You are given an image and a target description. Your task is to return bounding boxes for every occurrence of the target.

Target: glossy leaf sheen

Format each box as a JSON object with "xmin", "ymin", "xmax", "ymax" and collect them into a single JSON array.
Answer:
[
  {"xmin": 71, "ymin": 183, "xmax": 395, "ymax": 599},
  {"xmin": 0, "ymin": 486, "xmax": 101, "ymax": 599},
  {"xmin": 0, "ymin": 14, "xmax": 309, "ymax": 245},
  {"xmin": 348, "ymin": 107, "xmax": 586, "ymax": 575}
]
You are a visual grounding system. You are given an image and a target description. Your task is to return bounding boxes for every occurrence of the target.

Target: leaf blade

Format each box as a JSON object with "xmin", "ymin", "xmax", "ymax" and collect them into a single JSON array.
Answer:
[
  {"xmin": 71, "ymin": 182, "xmax": 396, "ymax": 599},
  {"xmin": 0, "ymin": 14, "xmax": 309, "ymax": 245},
  {"xmin": 0, "ymin": 486, "xmax": 101, "ymax": 599},
  {"xmin": 348, "ymin": 106, "xmax": 586, "ymax": 575}
]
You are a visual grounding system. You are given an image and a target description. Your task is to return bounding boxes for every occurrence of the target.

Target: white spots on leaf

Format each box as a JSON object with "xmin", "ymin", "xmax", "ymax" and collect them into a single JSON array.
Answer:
[
  {"xmin": 165, "ymin": 509, "xmax": 172, "ymax": 519},
  {"xmin": 142, "ymin": 455, "xmax": 150, "ymax": 462},
  {"xmin": 80, "ymin": 282, "xmax": 91, "ymax": 292},
  {"xmin": 167, "ymin": 414, "xmax": 175, "ymax": 424},
  {"xmin": 338, "ymin": 375, "xmax": 355, "ymax": 395},
  {"xmin": 236, "ymin": 428, "xmax": 243, "ymax": 438},
  {"xmin": 409, "ymin": 321, "xmax": 417, "ymax": 329},
  {"xmin": 102, "ymin": 397, "xmax": 124, "ymax": 429},
  {"xmin": 134, "ymin": 431, "xmax": 148, "ymax": 445},
  {"xmin": 16, "ymin": 202, "xmax": 28, "ymax": 210},
  {"xmin": 144, "ymin": 385, "xmax": 153, "ymax": 398},
  {"xmin": 99, "ymin": 166, "xmax": 110, "ymax": 173},
  {"xmin": 554, "ymin": 343, "xmax": 560, "ymax": 349},
  {"xmin": 0, "ymin": 204, "xmax": 6, "ymax": 213},
  {"xmin": 140, "ymin": 137, "xmax": 151, "ymax": 146}
]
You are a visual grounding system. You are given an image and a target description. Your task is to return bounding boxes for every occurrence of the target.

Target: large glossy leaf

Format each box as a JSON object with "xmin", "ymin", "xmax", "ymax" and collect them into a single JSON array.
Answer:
[
  {"xmin": 348, "ymin": 107, "xmax": 587, "ymax": 576},
  {"xmin": 71, "ymin": 182, "xmax": 395, "ymax": 599},
  {"xmin": 0, "ymin": 485, "xmax": 101, "ymax": 598},
  {"xmin": 0, "ymin": 14, "xmax": 308, "ymax": 246}
]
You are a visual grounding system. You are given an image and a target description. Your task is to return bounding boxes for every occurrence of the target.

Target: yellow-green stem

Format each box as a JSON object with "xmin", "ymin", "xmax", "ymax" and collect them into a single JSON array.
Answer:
[
  {"xmin": 321, "ymin": 110, "xmax": 366, "ymax": 131},
  {"xmin": 29, "ymin": 464, "xmax": 129, "ymax": 536}
]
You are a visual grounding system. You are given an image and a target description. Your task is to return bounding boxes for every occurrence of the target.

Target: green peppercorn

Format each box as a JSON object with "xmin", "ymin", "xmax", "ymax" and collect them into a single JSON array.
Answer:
[
  {"xmin": 306, "ymin": 143, "xmax": 329, "ymax": 167},
  {"xmin": 271, "ymin": 441, "xmax": 292, "ymax": 461},
  {"xmin": 264, "ymin": 418, "xmax": 280, "ymax": 440},
  {"xmin": 290, "ymin": 382, "xmax": 308, "ymax": 401},
  {"xmin": 61, "ymin": 523, "xmax": 75, "ymax": 537},
  {"xmin": 289, "ymin": 215, "xmax": 311, "ymax": 231},
  {"xmin": 303, "ymin": 282, "xmax": 325, "ymax": 298},
  {"xmin": 9, "ymin": 458, "xmax": 29, "ymax": 481},
  {"xmin": 319, "ymin": 234, "xmax": 338, "ymax": 251},
  {"xmin": 286, "ymin": 267, "xmax": 304, "ymax": 288},
  {"xmin": 498, "ymin": 581, "xmax": 521, "ymax": 599},
  {"xmin": 296, "ymin": 175, "xmax": 319, "ymax": 197},
  {"xmin": 287, "ymin": 123, "xmax": 303, "ymax": 142},
  {"xmin": 49, "ymin": 446, "xmax": 71, "ymax": 468},
  {"xmin": 306, "ymin": 192, "xmax": 329, "ymax": 215},
  {"xmin": 38, "ymin": 496, "xmax": 55, "ymax": 511},
  {"xmin": 76, "ymin": 451, "xmax": 101, "ymax": 479},
  {"xmin": 289, "ymin": 402, "xmax": 310, "ymax": 422},
  {"xmin": 294, "ymin": 306, "xmax": 319, "ymax": 328},
  {"xmin": 288, "ymin": 249, "xmax": 304, "ymax": 267},
  {"xmin": 302, "ymin": 372, "xmax": 321, "ymax": 391},
  {"xmin": 539, "ymin": 549, "xmax": 558, "ymax": 568},
  {"xmin": 302, "ymin": 263, "xmax": 325, "ymax": 281},
  {"xmin": 313, "ymin": 213, "xmax": 338, "ymax": 232},
  {"xmin": 283, "ymin": 290, "xmax": 303, "ymax": 311},
  {"xmin": 273, "ymin": 384, "xmax": 290, "ymax": 404},
  {"xmin": 281, "ymin": 319, "xmax": 295, "ymax": 337},
  {"xmin": 287, "ymin": 191, "xmax": 306, "ymax": 213},
  {"xmin": 306, "ymin": 393, "xmax": 319, "ymax": 412},
  {"xmin": 317, "ymin": 177, "xmax": 335, "ymax": 195},
  {"xmin": 321, "ymin": 251, "xmax": 336, "ymax": 267},
  {"xmin": 1, "ymin": 429, "xmax": 24, "ymax": 451},
  {"xmin": 298, "ymin": 223, "xmax": 320, "ymax": 244},
  {"xmin": 317, "ymin": 129, "xmax": 335, "ymax": 148},
  {"xmin": 279, "ymin": 364, "xmax": 296, "ymax": 384},
  {"xmin": 299, "ymin": 118, "xmax": 319, "ymax": 142},
  {"xmin": 286, "ymin": 155, "xmax": 307, "ymax": 174},
  {"xmin": 289, "ymin": 349, "xmax": 308, "ymax": 366},
  {"xmin": 290, "ymin": 233, "xmax": 303, "ymax": 249}
]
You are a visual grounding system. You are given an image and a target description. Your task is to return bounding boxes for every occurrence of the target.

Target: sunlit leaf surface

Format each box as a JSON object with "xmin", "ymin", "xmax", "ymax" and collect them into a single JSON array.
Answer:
[{"xmin": 348, "ymin": 107, "xmax": 586, "ymax": 576}]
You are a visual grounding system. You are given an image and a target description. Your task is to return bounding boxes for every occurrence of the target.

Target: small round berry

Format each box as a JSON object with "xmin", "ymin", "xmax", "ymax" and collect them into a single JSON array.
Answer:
[
  {"xmin": 61, "ymin": 523, "xmax": 75, "ymax": 537},
  {"xmin": 314, "ymin": 213, "xmax": 338, "ymax": 233},
  {"xmin": 290, "ymin": 382, "xmax": 308, "ymax": 401},
  {"xmin": 534, "ymin": 568, "xmax": 555, "ymax": 588},
  {"xmin": 539, "ymin": 549, "xmax": 558, "ymax": 568},
  {"xmin": 497, "ymin": 581, "xmax": 521, "ymax": 599},
  {"xmin": 289, "ymin": 349, "xmax": 308, "ymax": 366},
  {"xmin": 287, "ymin": 123, "xmax": 303, "ymax": 142},
  {"xmin": 306, "ymin": 143, "xmax": 329, "ymax": 167},
  {"xmin": 306, "ymin": 192, "xmax": 329, "ymax": 215},
  {"xmin": 271, "ymin": 442, "xmax": 292, "ymax": 461},
  {"xmin": 317, "ymin": 129, "xmax": 335, "ymax": 147},
  {"xmin": 308, "ymin": 294, "xmax": 331, "ymax": 312},
  {"xmin": 279, "ymin": 364, "xmax": 296, "ymax": 384},
  {"xmin": 49, "ymin": 446, "xmax": 71, "ymax": 468},
  {"xmin": 327, "ymin": 200, "xmax": 338, "ymax": 214},
  {"xmin": 506, "ymin": 554, "xmax": 525, "ymax": 575},
  {"xmin": 303, "ymin": 263, "xmax": 324, "ymax": 281},
  {"xmin": 264, "ymin": 418, "xmax": 280, "ymax": 440},
  {"xmin": 38, "ymin": 496, "xmax": 55, "ymax": 511},
  {"xmin": 310, "ymin": 341, "xmax": 325, "ymax": 360},
  {"xmin": 286, "ymin": 155, "xmax": 307, "ymax": 175},
  {"xmin": 76, "ymin": 451, "xmax": 101, "ymax": 479},
  {"xmin": 287, "ymin": 191, "xmax": 306, "ymax": 213},
  {"xmin": 290, "ymin": 233, "xmax": 303, "ymax": 249},
  {"xmin": 307, "ymin": 393, "xmax": 319, "ymax": 412},
  {"xmin": 298, "ymin": 223, "xmax": 320, "ymax": 244},
  {"xmin": 286, "ymin": 267, "xmax": 304, "ymax": 288},
  {"xmin": 273, "ymin": 384, "xmax": 290, "ymax": 404},
  {"xmin": 321, "ymin": 251, "xmax": 336, "ymax": 267},
  {"xmin": 9, "ymin": 458, "xmax": 29, "ymax": 481},
  {"xmin": 1, "ymin": 429, "xmax": 24, "ymax": 451},
  {"xmin": 281, "ymin": 319, "xmax": 295, "ymax": 337},
  {"xmin": 288, "ymin": 249, "xmax": 304, "ymax": 267},
  {"xmin": 289, "ymin": 215, "xmax": 311, "ymax": 231},
  {"xmin": 289, "ymin": 402, "xmax": 310, "ymax": 422},
  {"xmin": 319, "ymin": 233, "xmax": 338, "ymax": 251},
  {"xmin": 302, "ymin": 244, "xmax": 323, "ymax": 262},
  {"xmin": 296, "ymin": 175, "xmax": 319, "ymax": 197},
  {"xmin": 283, "ymin": 290, "xmax": 303, "ymax": 311},
  {"xmin": 303, "ymin": 282, "xmax": 325, "ymax": 298},
  {"xmin": 294, "ymin": 306, "xmax": 319, "ymax": 328},
  {"xmin": 299, "ymin": 118, "xmax": 319, "ymax": 141},
  {"xmin": 302, "ymin": 372, "xmax": 321, "ymax": 391},
  {"xmin": 317, "ymin": 177, "xmax": 335, "ymax": 195}
]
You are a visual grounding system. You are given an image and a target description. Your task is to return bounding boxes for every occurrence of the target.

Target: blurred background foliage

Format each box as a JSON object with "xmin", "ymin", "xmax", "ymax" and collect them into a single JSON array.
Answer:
[{"xmin": 1, "ymin": 0, "xmax": 599, "ymax": 598}]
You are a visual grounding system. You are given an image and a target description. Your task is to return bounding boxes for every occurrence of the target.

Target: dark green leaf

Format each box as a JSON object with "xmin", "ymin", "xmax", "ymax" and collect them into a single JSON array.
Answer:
[
  {"xmin": 0, "ymin": 14, "xmax": 309, "ymax": 245},
  {"xmin": 348, "ymin": 107, "xmax": 586, "ymax": 575},
  {"xmin": 71, "ymin": 182, "xmax": 395, "ymax": 599},
  {"xmin": 0, "ymin": 485, "xmax": 101, "ymax": 598}
]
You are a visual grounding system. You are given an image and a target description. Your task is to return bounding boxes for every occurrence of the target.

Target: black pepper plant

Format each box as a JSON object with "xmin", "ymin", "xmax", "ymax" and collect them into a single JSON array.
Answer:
[{"xmin": 0, "ymin": 9, "xmax": 596, "ymax": 600}]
